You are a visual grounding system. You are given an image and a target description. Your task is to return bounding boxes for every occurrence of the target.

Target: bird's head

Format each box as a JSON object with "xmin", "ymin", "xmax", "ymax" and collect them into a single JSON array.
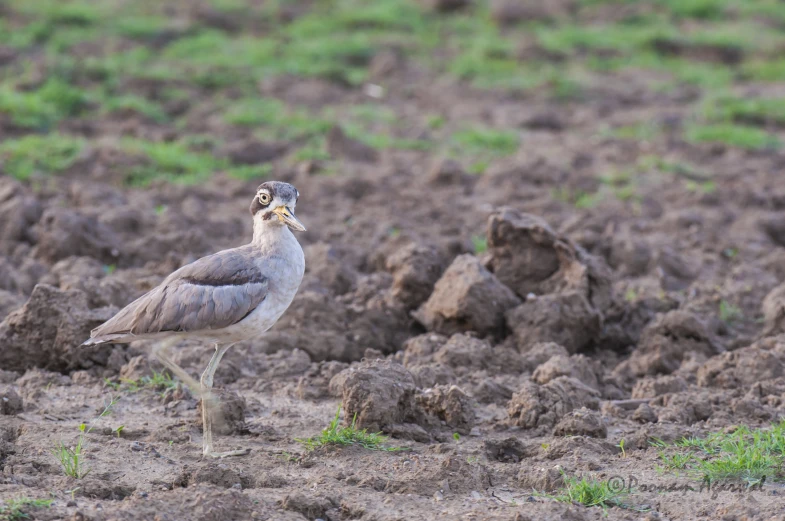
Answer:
[{"xmin": 250, "ymin": 181, "xmax": 306, "ymax": 232}]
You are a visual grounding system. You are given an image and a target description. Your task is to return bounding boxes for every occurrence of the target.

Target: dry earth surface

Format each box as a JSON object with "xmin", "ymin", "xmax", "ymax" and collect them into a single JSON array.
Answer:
[{"xmin": 3, "ymin": 0, "xmax": 785, "ymax": 520}]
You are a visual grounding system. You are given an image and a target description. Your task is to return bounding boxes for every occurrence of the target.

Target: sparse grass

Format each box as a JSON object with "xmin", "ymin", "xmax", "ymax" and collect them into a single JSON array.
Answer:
[
  {"xmin": 472, "ymin": 235, "xmax": 488, "ymax": 254},
  {"xmin": 120, "ymin": 139, "xmax": 222, "ymax": 186},
  {"xmin": 605, "ymin": 122, "xmax": 661, "ymax": 141},
  {"xmin": 102, "ymin": 94, "xmax": 168, "ymax": 122},
  {"xmin": 742, "ymin": 58, "xmax": 785, "ymax": 81},
  {"xmin": 657, "ymin": 450, "xmax": 695, "ymax": 471},
  {"xmin": 52, "ymin": 396, "xmax": 118, "ymax": 479},
  {"xmin": 719, "ymin": 300, "xmax": 743, "ymax": 323},
  {"xmin": 0, "ymin": 78, "xmax": 89, "ymax": 129},
  {"xmin": 296, "ymin": 407, "xmax": 407, "ymax": 452},
  {"xmin": 0, "ymin": 134, "xmax": 85, "ymax": 180},
  {"xmin": 451, "ymin": 128, "xmax": 519, "ymax": 156},
  {"xmin": 105, "ymin": 371, "xmax": 180, "ymax": 396},
  {"xmin": 547, "ymin": 473, "xmax": 628, "ymax": 511},
  {"xmin": 684, "ymin": 123, "xmax": 780, "ymax": 150},
  {"xmin": 0, "ymin": 497, "xmax": 53, "ymax": 521},
  {"xmin": 655, "ymin": 421, "xmax": 785, "ymax": 486},
  {"xmin": 702, "ymin": 96, "xmax": 785, "ymax": 127},
  {"xmin": 536, "ymin": 23, "xmax": 673, "ymax": 55}
]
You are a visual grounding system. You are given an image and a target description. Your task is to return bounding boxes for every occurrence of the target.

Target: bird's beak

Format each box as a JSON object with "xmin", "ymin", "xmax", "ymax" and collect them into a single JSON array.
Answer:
[{"xmin": 274, "ymin": 206, "xmax": 306, "ymax": 232}]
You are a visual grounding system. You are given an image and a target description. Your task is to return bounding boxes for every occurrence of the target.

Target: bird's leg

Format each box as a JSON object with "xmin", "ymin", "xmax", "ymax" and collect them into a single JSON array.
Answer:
[
  {"xmin": 200, "ymin": 343, "xmax": 248, "ymax": 458},
  {"xmin": 152, "ymin": 337, "xmax": 201, "ymax": 394}
]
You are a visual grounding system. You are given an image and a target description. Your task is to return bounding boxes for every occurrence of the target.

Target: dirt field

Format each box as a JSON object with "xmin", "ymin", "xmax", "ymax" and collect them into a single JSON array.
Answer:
[{"xmin": 3, "ymin": 0, "xmax": 785, "ymax": 520}]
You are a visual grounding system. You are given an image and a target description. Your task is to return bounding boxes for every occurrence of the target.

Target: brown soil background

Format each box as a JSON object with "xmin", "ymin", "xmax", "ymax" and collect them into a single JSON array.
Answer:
[{"xmin": 3, "ymin": 0, "xmax": 785, "ymax": 520}]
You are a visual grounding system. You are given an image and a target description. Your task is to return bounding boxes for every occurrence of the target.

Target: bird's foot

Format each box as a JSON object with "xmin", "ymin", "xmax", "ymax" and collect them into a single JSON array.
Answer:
[{"xmin": 204, "ymin": 448, "xmax": 251, "ymax": 458}]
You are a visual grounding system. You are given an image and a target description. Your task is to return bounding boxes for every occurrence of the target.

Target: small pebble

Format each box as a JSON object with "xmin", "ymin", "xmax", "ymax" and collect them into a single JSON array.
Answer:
[
  {"xmin": 433, "ymin": 491, "xmax": 444, "ymax": 502},
  {"xmin": 130, "ymin": 441, "xmax": 144, "ymax": 451},
  {"xmin": 231, "ymin": 483, "xmax": 242, "ymax": 490},
  {"xmin": 66, "ymin": 500, "xmax": 77, "ymax": 507}
]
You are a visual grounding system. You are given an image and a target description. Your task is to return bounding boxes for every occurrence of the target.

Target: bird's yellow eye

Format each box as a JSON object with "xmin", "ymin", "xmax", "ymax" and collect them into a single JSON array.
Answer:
[{"xmin": 258, "ymin": 193, "xmax": 271, "ymax": 205}]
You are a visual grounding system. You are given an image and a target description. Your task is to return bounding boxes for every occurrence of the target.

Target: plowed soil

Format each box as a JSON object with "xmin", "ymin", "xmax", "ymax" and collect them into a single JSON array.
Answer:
[{"xmin": 3, "ymin": 1, "xmax": 785, "ymax": 520}]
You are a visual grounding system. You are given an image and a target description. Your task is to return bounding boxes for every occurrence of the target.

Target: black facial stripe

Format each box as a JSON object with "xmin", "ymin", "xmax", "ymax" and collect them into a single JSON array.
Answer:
[{"xmin": 249, "ymin": 197, "xmax": 269, "ymax": 216}]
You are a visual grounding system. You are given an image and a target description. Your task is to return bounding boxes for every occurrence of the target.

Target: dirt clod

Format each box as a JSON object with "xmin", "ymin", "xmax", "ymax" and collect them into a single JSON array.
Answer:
[
  {"xmin": 697, "ymin": 338, "xmax": 785, "ymax": 389},
  {"xmin": 487, "ymin": 209, "xmax": 612, "ymax": 312},
  {"xmin": 631, "ymin": 375, "xmax": 688, "ymax": 398},
  {"xmin": 552, "ymin": 407, "xmax": 607, "ymax": 438},
  {"xmin": 616, "ymin": 310, "xmax": 719, "ymax": 378},
  {"xmin": 0, "ymin": 284, "xmax": 117, "ymax": 373},
  {"xmin": 386, "ymin": 243, "xmax": 447, "ymax": 309},
  {"xmin": 506, "ymin": 291, "xmax": 601, "ymax": 354},
  {"xmin": 339, "ymin": 359, "xmax": 416, "ymax": 432},
  {"xmin": 507, "ymin": 376, "xmax": 600, "ymax": 431},
  {"xmin": 34, "ymin": 207, "xmax": 121, "ymax": 265},
  {"xmin": 0, "ymin": 385, "xmax": 22, "ymax": 415},
  {"xmin": 416, "ymin": 384, "xmax": 475, "ymax": 434},
  {"xmin": 632, "ymin": 403, "xmax": 658, "ymax": 423},
  {"xmin": 415, "ymin": 254, "xmax": 521, "ymax": 338}
]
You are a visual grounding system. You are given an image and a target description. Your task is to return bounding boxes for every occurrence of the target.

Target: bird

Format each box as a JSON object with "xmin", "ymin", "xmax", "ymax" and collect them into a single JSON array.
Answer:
[{"xmin": 82, "ymin": 181, "xmax": 306, "ymax": 458}]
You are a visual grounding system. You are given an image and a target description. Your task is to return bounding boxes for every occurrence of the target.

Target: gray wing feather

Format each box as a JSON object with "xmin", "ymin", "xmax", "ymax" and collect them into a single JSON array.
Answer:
[{"xmin": 90, "ymin": 247, "xmax": 268, "ymax": 338}]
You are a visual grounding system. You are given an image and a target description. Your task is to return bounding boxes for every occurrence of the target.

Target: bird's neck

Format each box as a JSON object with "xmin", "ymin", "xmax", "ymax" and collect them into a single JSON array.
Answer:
[{"xmin": 251, "ymin": 216, "xmax": 290, "ymax": 250}]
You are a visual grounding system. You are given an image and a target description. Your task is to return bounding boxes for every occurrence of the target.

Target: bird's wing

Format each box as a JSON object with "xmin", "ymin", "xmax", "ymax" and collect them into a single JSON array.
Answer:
[{"xmin": 89, "ymin": 248, "xmax": 268, "ymax": 339}]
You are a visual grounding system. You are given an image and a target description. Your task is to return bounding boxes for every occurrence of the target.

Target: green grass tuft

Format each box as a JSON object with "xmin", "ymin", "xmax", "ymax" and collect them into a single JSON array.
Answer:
[
  {"xmin": 685, "ymin": 123, "xmax": 780, "ymax": 150},
  {"xmin": 657, "ymin": 421, "xmax": 785, "ymax": 486},
  {"xmin": 52, "ymin": 396, "xmax": 118, "ymax": 479},
  {"xmin": 0, "ymin": 497, "xmax": 53, "ymax": 521},
  {"xmin": 548, "ymin": 473, "xmax": 628, "ymax": 511},
  {"xmin": 702, "ymin": 96, "xmax": 785, "ymax": 127},
  {"xmin": 452, "ymin": 128, "xmax": 519, "ymax": 156},
  {"xmin": 296, "ymin": 406, "xmax": 407, "ymax": 452},
  {"xmin": 472, "ymin": 235, "xmax": 488, "ymax": 254},
  {"xmin": 0, "ymin": 79, "xmax": 89, "ymax": 129},
  {"xmin": 105, "ymin": 371, "xmax": 180, "ymax": 396},
  {"xmin": 0, "ymin": 134, "xmax": 85, "ymax": 180},
  {"xmin": 719, "ymin": 300, "xmax": 743, "ymax": 324}
]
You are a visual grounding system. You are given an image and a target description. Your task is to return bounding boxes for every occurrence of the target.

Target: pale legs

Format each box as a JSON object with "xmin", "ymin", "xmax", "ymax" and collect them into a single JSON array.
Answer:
[
  {"xmin": 200, "ymin": 343, "xmax": 249, "ymax": 457},
  {"xmin": 152, "ymin": 338, "xmax": 249, "ymax": 458}
]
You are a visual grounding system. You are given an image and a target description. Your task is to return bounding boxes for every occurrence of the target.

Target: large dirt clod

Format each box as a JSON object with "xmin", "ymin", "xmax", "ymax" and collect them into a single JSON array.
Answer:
[
  {"xmin": 507, "ymin": 376, "xmax": 600, "ymax": 431},
  {"xmin": 414, "ymin": 254, "xmax": 521, "ymax": 338},
  {"xmin": 271, "ymin": 287, "xmax": 409, "ymax": 362},
  {"xmin": 34, "ymin": 207, "xmax": 121, "ymax": 265},
  {"xmin": 631, "ymin": 375, "xmax": 688, "ymax": 398},
  {"xmin": 338, "ymin": 359, "xmax": 417, "ymax": 432},
  {"xmin": 416, "ymin": 384, "xmax": 475, "ymax": 434},
  {"xmin": 552, "ymin": 407, "xmax": 607, "ymax": 438},
  {"xmin": 532, "ymin": 354, "xmax": 601, "ymax": 390},
  {"xmin": 386, "ymin": 243, "xmax": 447, "ymax": 309},
  {"xmin": 506, "ymin": 291, "xmax": 601, "ymax": 354},
  {"xmin": 697, "ymin": 337, "xmax": 785, "ymax": 389},
  {"xmin": 0, "ymin": 284, "xmax": 117, "ymax": 373},
  {"xmin": 615, "ymin": 310, "xmax": 720, "ymax": 378},
  {"xmin": 486, "ymin": 208, "xmax": 613, "ymax": 312}
]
